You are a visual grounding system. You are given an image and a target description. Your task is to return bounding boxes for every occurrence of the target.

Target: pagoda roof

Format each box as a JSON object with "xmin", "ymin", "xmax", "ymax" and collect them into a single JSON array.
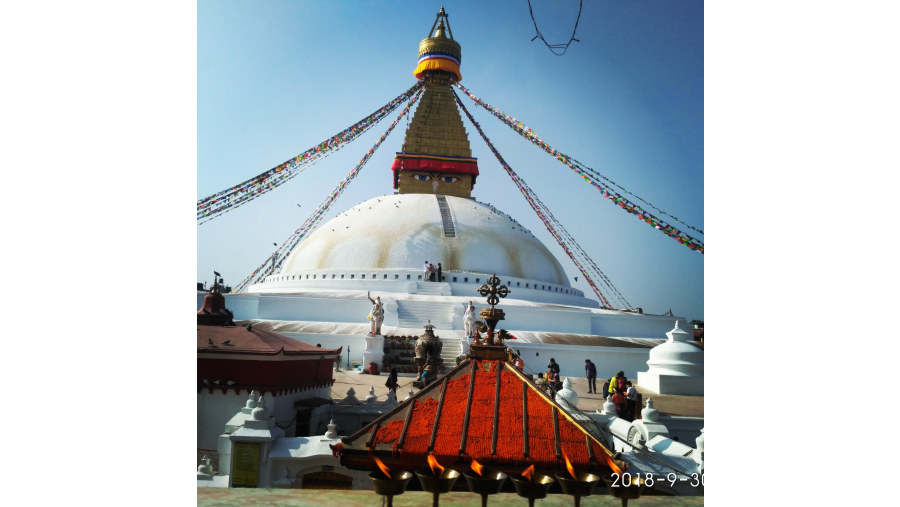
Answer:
[
  {"xmin": 337, "ymin": 358, "xmax": 621, "ymax": 475},
  {"xmin": 197, "ymin": 325, "xmax": 340, "ymax": 357}
]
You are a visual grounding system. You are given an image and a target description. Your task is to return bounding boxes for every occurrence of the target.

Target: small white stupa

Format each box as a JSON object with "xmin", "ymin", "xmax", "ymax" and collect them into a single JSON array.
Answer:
[
  {"xmin": 555, "ymin": 377, "xmax": 579, "ymax": 410},
  {"xmin": 637, "ymin": 320, "xmax": 704, "ymax": 395}
]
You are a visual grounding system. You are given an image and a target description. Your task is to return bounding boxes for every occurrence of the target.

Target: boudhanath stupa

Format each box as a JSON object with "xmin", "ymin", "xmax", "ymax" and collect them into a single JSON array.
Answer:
[
  {"xmin": 205, "ymin": 8, "xmax": 698, "ymax": 382},
  {"xmin": 198, "ymin": 8, "xmax": 705, "ymax": 497}
]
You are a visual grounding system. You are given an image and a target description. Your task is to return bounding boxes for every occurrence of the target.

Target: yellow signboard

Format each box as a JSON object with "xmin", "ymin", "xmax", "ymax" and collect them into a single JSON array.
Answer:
[{"xmin": 231, "ymin": 442, "xmax": 260, "ymax": 487}]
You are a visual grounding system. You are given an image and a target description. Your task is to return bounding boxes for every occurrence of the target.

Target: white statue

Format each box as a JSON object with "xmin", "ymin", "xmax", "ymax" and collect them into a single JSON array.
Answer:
[
  {"xmin": 367, "ymin": 291, "xmax": 384, "ymax": 336},
  {"xmin": 197, "ymin": 455, "xmax": 214, "ymax": 476},
  {"xmin": 463, "ymin": 301, "xmax": 476, "ymax": 338}
]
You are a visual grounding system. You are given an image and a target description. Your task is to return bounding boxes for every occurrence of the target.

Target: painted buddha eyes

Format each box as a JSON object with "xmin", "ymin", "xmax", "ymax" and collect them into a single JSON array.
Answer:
[{"xmin": 411, "ymin": 174, "xmax": 458, "ymax": 183}]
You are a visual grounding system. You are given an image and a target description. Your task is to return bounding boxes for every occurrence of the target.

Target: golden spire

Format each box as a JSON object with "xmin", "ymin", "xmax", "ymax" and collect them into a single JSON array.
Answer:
[{"xmin": 393, "ymin": 8, "xmax": 478, "ymax": 198}]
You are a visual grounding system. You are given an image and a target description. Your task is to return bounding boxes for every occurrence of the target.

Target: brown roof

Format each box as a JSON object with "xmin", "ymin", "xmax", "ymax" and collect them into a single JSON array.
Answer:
[
  {"xmin": 338, "ymin": 358, "xmax": 620, "ymax": 475},
  {"xmin": 197, "ymin": 325, "xmax": 340, "ymax": 356}
]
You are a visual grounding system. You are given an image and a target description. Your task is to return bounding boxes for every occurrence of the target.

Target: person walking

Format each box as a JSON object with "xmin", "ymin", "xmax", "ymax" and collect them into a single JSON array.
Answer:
[
  {"xmin": 437, "ymin": 262, "xmax": 442, "ymax": 282},
  {"xmin": 584, "ymin": 359, "xmax": 597, "ymax": 393},
  {"xmin": 385, "ymin": 368, "xmax": 399, "ymax": 397}
]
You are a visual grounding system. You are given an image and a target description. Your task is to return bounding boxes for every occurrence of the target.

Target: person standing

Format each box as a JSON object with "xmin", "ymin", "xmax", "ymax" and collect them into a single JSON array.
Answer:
[
  {"xmin": 610, "ymin": 371, "xmax": 628, "ymax": 416},
  {"xmin": 424, "ymin": 260, "xmax": 430, "ymax": 281},
  {"xmin": 547, "ymin": 358, "xmax": 560, "ymax": 378},
  {"xmin": 584, "ymin": 359, "xmax": 597, "ymax": 393},
  {"xmin": 608, "ymin": 370, "xmax": 626, "ymax": 398},
  {"xmin": 437, "ymin": 262, "xmax": 442, "ymax": 282},
  {"xmin": 428, "ymin": 263, "xmax": 436, "ymax": 281},
  {"xmin": 625, "ymin": 381, "xmax": 639, "ymax": 421}
]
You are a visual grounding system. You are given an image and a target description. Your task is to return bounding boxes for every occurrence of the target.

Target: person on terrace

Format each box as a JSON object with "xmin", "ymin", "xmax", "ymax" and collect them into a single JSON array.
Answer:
[
  {"xmin": 585, "ymin": 359, "xmax": 597, "ymax": 394},
  {"xmin": 385, "ymin": 368, "xmax": 399, "ymax": 397}
]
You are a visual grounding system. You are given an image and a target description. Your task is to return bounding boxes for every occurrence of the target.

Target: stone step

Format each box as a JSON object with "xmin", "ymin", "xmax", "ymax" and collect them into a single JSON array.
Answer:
[
  {"xmin": 438, "ymin": 338, "xmax": 461, "ymax": 363},
  {"xmin": 414, "ymin": 281, "xmax": 448, "ymax": 295},
  {"xmin": 436, "ymin": 195, "xmax": 456, "ymax": 237},
  {"xmin": 395, "ymin": 299, "xmax": 457, "ymax": 329}
]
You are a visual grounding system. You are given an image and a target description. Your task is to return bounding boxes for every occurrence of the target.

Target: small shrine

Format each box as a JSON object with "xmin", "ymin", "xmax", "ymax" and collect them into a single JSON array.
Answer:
[{"xmin": 413, "ymin": 321, "xmax": 444, "ymax": 383}]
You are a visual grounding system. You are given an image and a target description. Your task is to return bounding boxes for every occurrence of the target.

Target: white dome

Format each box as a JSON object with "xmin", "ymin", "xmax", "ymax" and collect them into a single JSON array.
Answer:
[
  {"xmin": 281, "ymin": 194, "xmax": 570, "ymax": 286},
  {"xmin": 645, "ymin": 321, "xmax": 704, "ymax": 377}
]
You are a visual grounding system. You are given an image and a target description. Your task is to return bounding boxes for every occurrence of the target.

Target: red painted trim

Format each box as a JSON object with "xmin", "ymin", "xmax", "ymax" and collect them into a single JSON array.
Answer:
[
  {"xmin": 391, "ymin": 157, "xmax": 479, "ymax": 189},
  {"xmin": 198, "ymin": 356, "xmax": 336, "ymax": 392}
]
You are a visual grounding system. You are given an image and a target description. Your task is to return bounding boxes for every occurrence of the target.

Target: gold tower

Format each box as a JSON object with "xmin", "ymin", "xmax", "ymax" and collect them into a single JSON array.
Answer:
[{"xmin": 391, "ymin": 7, "xmax": 479, "ymax": 198}]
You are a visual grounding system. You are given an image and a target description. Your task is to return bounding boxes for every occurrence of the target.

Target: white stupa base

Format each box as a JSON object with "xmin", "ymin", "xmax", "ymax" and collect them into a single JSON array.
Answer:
[{"xmin": 638, "ymin": 372, "xmax": 704, "ymax": 396}]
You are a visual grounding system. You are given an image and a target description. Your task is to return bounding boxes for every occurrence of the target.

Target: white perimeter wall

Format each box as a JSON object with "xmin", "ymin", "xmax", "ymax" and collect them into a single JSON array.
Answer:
[
  {"xmin": 198, "ymin": 387, "xmax": 331, "ymax": 451},
  {"xmin": 256, "ymin": 294, "xmax": 370, "ymax": 323},
  {"xmin": 591, "ymin": 313, "xmax": 679, "ymax": 340},
  {"xmin": 281, "ymin": 333, "xmax": 369, "ymax": 367},
  {"xmin": 501, "ymin": 306, "xmax": 593, "ymax": 334}
]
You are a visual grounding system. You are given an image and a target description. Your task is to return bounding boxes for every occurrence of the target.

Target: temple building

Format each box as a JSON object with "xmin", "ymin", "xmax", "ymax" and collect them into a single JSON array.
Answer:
[
  {"xmin": 197, "ymin": 280, "xmax": 341, "ymax": 452},
  {"xmin": 210, "ymin": 8, "xmax": 695, "ymax": 384}
]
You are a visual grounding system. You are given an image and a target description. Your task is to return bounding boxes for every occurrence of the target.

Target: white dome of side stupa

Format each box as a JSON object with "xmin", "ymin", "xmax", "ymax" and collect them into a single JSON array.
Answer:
[
  {"xmin": 280, "ymin": 193, "xmax": 568, "ymax": 286},
  {"xmin": 637, "ymin": 320, "xmax": 704, "ymax": 395}
]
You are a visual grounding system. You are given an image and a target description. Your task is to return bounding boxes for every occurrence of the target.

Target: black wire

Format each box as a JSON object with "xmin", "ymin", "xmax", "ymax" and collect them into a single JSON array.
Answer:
[{"xmin": 527, "ymin": 0, "xmax": 583, "ymax": 56}]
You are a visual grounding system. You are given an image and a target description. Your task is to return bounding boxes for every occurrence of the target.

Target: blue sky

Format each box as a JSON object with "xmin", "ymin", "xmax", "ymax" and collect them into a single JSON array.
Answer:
[{"xmin": 198, "ymin": 0, "xmax": 704, "ymax": 321}]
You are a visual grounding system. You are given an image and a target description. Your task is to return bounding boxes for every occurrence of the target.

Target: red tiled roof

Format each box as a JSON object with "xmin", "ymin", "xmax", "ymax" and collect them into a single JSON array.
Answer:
[
  {"xmin": 197, "ymin": 325, "xmax": 340, "ymax": 356},
  {"xmin": 338, "ymin": 359, "xmax": 618, "ymax": 475}
]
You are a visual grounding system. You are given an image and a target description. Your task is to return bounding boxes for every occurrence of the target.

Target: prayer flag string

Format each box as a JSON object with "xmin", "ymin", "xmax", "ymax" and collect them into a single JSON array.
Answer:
[
  {"xmin": 455, "ymin": 83, "xmax": 703, "ymax": 254},
  {"xmin": 453, "ymin": 88, "xmax": 631, "ymax": 310},
  {"xmin": 232, "ymin": 87, "xmax": 424, "ymax": 293},
  {"xmin": 198, "ymin": 82, "xmax": 423, "ymax": 224}
]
